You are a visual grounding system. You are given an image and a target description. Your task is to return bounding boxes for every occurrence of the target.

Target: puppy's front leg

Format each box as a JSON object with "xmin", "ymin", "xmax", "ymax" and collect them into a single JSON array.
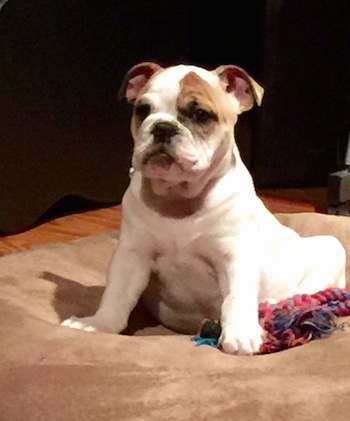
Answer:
[
  {"xmin": 62, "ymin": 241, "xmax": 151, "ymax": 334},
  {"xmin": 218, "ymin": 241, "xmax": 263, "ymax": 356}
]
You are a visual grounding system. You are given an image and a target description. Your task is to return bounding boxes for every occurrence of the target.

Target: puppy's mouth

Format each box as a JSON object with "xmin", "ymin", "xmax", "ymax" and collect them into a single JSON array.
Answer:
[{"xmin": 143, "ymin": 148, "xmax": 175, "ymax": 170}]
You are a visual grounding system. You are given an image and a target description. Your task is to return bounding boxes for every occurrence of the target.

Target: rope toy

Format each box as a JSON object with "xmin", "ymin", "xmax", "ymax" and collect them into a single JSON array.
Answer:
[{"xmin": 192, "ymin": 288, "xmax": 350, "ymax": 353}]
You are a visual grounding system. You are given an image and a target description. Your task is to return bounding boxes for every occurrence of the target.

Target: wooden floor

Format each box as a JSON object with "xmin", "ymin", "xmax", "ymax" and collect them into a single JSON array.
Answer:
[{"xmin": 0, "ymin": 187, "xmax": 328, "ymax": 257}]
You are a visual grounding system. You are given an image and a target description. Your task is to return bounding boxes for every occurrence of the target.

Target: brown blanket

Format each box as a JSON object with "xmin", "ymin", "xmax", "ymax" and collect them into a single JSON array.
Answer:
[{"xmin": 1, "ymin": 212, "xmax": 350, "ymax": 420}]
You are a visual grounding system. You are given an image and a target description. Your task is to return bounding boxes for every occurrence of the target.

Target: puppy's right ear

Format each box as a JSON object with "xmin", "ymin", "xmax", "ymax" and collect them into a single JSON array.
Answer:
[{"xmin": 118, "ymin": 62, "xmax": 163, "ymax": 103}]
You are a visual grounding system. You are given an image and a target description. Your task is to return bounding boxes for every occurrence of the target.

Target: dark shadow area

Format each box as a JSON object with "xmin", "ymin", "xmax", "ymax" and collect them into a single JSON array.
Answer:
[
  {"xmin": 0, "ymin": 195, "xmax": 119, "ymax": 236},
  {"xmin": 42, "ymin": 271, "xmax": 103, "ymax": 322},
  {"xmin": 36, "ymin": 195, "xmax": 118, "ymax": 228}
]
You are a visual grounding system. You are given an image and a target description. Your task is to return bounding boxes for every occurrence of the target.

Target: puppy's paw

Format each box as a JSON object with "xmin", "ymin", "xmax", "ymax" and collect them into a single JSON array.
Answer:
[
  {"xmin": 61, "ymin": 316, "xmax": 116, "ymax": 333},
  {"xmin": 219, "ymin": 322, "xmax": 264, "ymax": 356}
]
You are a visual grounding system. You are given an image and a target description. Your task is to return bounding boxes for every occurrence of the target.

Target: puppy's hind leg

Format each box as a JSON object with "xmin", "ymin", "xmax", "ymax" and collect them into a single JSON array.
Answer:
[{"xmin": 295, "ymin": 235, "xmax": 346, "ymax": 295}]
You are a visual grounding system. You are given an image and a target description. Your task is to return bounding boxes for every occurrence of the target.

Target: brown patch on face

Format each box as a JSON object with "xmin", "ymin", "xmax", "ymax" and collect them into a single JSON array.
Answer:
[{"xmin": 177, "ymin": 72, "xmax": 231, "ymax": 138}]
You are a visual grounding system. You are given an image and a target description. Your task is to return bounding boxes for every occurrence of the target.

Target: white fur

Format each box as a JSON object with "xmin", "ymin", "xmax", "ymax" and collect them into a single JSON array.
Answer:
[{"xmin": 62, "ymin": 64, "xmax": 346, "ymax": 355}]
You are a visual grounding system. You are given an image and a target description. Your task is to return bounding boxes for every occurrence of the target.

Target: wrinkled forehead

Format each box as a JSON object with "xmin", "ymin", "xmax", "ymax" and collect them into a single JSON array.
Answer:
[
  {"xmin": 143, "ymin": 65, "xmax": 226, "ymax": 111},
  {"xmin": 151, "ymin": 65, "xmax": 219, "ymax": 92}
]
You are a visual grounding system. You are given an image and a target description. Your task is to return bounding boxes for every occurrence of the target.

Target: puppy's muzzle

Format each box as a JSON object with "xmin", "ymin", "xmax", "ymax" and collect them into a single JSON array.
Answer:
[{"xmin": 151, "ymin": 122, "xmax": 178, "ymax": 145}]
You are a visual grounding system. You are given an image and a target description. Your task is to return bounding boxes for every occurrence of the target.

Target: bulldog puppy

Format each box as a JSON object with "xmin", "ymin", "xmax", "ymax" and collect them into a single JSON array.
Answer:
[{"xmin": 62, "ymin": 62, "xmax": 346, "ymax": 355}]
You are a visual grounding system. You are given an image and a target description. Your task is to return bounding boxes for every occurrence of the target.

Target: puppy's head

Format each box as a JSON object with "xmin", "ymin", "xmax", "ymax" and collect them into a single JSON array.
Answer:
[{"xmin": 119, "ymin": 62, "xmax": 263, "ymax": 185}]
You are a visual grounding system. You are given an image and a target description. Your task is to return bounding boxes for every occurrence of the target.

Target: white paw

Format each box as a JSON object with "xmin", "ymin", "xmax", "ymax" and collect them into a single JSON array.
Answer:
[
  {"xmin": 61, "ymin": 316, "xmax": 115, "ymax": 333},
  {"xmin": 219, "ymin": 322, "xmax": 264, "ymax": 356}
]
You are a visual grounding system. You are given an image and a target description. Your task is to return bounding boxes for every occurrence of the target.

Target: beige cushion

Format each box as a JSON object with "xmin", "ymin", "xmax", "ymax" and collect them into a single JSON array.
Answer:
[{"xmin": 1, "ymin": 212, "xmax": 350, "ymax": 420}]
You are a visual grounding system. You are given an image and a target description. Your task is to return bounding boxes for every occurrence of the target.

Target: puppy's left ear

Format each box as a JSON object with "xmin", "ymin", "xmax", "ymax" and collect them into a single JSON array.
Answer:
[
  {"xmin": 118, "ymin": 62, "xmax": 163, "ymax": 103},
  {"xmin": 214, "ymin": 65, "xmax": 264, "ymax": 114}
]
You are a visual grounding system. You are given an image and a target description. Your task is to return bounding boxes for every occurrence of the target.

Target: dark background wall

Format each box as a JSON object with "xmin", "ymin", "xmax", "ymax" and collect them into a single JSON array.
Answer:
[
  {"xmin": 0, "ymin": 0, "xmax": 349, "ymax": 232},
  {"xmin": 188, "ymin": 0, "xmax": 350, "ymax": 188},
  {"xmin": 0, "ymin": 0, "xmax": 189, "ymax": 232},
  {"xmin": 257, "ymin": 0, "xmax": 350, "ymax": 187}
]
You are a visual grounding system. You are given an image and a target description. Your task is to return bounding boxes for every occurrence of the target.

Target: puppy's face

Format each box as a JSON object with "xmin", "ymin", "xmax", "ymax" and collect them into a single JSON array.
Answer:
[{"xmin": 119, "ymin": 63, "xmax": 263, "ymax": 183}]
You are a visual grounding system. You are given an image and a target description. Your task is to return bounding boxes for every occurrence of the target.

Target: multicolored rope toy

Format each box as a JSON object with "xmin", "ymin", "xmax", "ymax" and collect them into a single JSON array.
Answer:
[{"xmin": 192, "ymin": 288, "xmax": 350, "ymax": 353}]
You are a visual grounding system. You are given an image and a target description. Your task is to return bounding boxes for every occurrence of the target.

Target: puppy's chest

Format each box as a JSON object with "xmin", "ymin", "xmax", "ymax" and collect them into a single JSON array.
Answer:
[{"xmin": 150, "ymin": 233, "xmax": 217, "ymax": 285}]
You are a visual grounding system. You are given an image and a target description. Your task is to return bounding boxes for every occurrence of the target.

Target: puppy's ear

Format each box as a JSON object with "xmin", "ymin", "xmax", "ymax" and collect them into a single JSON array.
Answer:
[
  {"xmin": 214, "ymin": 65, "xmax": 264, "ymax": 114},
  {"xmin": 118, "ymin": 62, "xmax": 163, "ymax": 103}
]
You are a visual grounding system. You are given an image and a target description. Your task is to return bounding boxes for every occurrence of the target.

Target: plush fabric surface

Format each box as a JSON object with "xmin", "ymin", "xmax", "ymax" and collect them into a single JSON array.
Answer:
[{"xmin": 1, "ymin": 212, "xmax": 350, "ymax": 420}]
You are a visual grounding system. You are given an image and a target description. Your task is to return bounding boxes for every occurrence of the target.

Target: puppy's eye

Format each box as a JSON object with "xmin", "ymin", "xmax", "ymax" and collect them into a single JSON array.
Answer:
[
  {"xmin": 193, "ymin": 107, "xmax": 216, "ymax": 124},
  {"xmin": 184, "ymin": 101, "xmax": 217, "ymax": 124},
  {"xmin": 134, "ymin": 102, "xmax": 151, "ymax": 121}
]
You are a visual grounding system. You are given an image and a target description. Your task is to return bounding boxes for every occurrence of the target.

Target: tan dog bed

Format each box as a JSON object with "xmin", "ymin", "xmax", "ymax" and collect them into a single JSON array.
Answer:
[{"xmin": 1, "ymin": 212, "xmax": 350, "ymax": 420}]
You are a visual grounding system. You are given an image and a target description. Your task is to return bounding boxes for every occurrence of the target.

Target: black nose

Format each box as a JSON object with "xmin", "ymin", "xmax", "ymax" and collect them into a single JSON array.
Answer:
[{"xmin": 151, "ymin": 122, "xmax": 178, "ymax": 143}]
